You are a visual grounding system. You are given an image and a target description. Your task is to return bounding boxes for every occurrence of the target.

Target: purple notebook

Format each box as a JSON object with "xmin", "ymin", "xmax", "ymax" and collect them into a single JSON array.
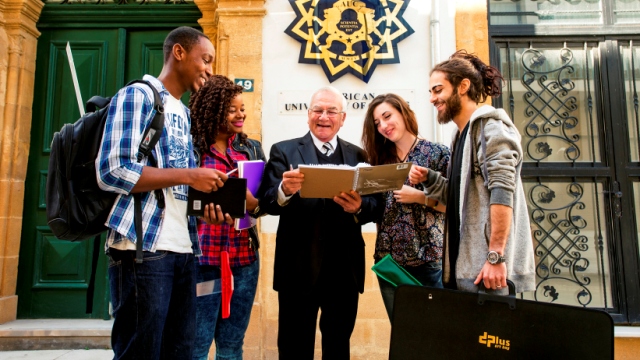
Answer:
[{"xmin": 234, "ymin": 160, "xmax": 265, "ymax": 230}]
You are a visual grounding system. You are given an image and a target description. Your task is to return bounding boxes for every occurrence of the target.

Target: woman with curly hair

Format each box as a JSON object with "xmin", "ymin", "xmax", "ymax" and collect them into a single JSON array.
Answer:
[
  {"xmin": 189, "ymin": 75, "xmax": 266, "ymax": 360},
  {"xmin": 362, "ymin": 93, "xmax": 450, "ymax": 320}
]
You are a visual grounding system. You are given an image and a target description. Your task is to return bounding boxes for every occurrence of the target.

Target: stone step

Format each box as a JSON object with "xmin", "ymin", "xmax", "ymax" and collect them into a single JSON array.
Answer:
[{"xmin": 0, "ymin": 319, "xmax": 112, "ymax": 351}]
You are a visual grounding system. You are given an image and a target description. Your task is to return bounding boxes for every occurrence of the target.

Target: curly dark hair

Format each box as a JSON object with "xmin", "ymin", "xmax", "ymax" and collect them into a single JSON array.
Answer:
[
  {"xmin": 362, "ymin": 94, "xmax": 419, "ymax": 165},
  {"xmin": 431, "ymin": 49, "xmax": 504, "ymax": 103},
  {"xmin": 189, "ymin": 75, "xmax": 245, "ymax": 155}
]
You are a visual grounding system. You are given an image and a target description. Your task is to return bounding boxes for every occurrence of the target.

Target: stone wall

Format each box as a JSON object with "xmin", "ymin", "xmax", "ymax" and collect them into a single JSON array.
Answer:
[{"xmin": 0, "ymin": 0, "xmax": 43, "ymax": 325}]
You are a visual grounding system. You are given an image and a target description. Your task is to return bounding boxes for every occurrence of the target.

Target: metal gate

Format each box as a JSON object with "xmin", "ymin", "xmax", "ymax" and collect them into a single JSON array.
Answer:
[{"xmin": 490, "ymin": 38, "xmax": 640, "ymax": 324}]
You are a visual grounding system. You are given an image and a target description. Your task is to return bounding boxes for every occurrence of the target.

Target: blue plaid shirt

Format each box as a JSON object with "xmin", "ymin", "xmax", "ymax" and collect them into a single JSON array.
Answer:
[{"xmin": 96, "ymin": 75, "xmax": 200, "ymax": 255}]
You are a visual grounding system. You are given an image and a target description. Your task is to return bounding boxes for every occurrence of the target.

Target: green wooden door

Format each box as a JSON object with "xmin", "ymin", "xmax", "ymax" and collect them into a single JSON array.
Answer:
[
  {"xmin": 17, "ymin": 29, "xmax": 120, "ymax": 319},
  {"xmin": 17, "ymin": 9, "xmax": 199, "ymax": 318}
]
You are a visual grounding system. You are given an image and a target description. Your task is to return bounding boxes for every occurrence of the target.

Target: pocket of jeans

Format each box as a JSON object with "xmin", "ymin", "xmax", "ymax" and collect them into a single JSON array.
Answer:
[
  {"xmin": 140, "ymin": 250, "xmax": 168, "ymax": 262},
  {"xmin": 108, "ymin": 257, "xmax": 122, "ymax": 313},
  {"xmin": 424, "ymin": 261, "xmax": 442, "ymax": 271}
]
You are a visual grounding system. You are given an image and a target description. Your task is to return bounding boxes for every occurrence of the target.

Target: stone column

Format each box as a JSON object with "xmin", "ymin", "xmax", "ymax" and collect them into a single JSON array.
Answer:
[
  {"xmin": 193, "ymin": 0, "xmax": 218, "ymax": 52},
  {"xmin": 0, "ymin": 0, "xmax": 43, "ymax": 324},
  {"xmin": 455, "ymin": 0, "xmax": 490, "ymax": 104},
  {"xmin": 455, "ymin": 0, "xmax": 489, "ymax": 61}
]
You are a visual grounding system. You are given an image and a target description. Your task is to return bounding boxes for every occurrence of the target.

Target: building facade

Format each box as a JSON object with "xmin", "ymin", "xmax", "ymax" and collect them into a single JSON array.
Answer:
[{"xmin": 0, "ymin": 0, "xmax": 638, "ymax": 358}]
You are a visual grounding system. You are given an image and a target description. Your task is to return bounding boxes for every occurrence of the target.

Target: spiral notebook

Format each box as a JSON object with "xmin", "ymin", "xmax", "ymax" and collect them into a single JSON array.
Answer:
[{"xmin": 298, "ymin": 162, "xmax": 412, "ymax": 198}]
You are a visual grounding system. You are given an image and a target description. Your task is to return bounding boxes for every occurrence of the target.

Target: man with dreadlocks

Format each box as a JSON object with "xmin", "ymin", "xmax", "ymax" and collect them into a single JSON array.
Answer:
[
  {"xmin": 409, "ymin": 50, "xmax": 535, "ymax": 295},
  {"xmin": 189, "ymin": 75, "xmax": 266, "ymax": 360}
]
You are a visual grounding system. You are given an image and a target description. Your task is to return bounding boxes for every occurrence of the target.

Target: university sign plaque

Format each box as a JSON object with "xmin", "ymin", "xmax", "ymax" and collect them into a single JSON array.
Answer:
[
  {"xmin": 285, "ymin": 0, "xmax": 414, "ymax": 83},
  {"xmin": 278, "ymin": 89, "xmax": 415, "ymax": 115}
]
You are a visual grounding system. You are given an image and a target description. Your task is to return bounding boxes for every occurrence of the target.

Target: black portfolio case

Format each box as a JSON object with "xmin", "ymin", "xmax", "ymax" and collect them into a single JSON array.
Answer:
[
  {"xmin": 389, "ymin": 284, "xmax": 613, "ymax": 360},
  {"xmin": 186, "ymin": 178, "xmax": 247, "ymax": 217}
]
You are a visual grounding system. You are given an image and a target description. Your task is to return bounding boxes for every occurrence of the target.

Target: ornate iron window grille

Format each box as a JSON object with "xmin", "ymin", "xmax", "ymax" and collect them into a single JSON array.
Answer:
[
  {"xmin": 520, "ymin": 45, "xmax": 580, "ymax": 163},
  {"xmin": 505, "ymin": 42, "xmax": 608, "ymax": 307}
]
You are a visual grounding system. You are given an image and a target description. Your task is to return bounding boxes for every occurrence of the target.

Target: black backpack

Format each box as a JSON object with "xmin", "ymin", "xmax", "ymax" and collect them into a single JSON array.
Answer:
[{"xmin": 46, "ymin": 79, "xmax": 165, "ymax": 312}]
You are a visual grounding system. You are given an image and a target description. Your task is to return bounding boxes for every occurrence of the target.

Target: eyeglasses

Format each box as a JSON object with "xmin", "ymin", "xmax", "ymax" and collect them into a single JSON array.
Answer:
[{"xmin": 310, "ymin": 109, "xmax": 342, "ymax": 118}]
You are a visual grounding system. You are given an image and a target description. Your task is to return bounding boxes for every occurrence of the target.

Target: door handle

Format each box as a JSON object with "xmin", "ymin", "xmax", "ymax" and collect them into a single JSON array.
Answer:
[{"xmin": 602, "ymin": 190, "xmax": 622, "ymax": 198}]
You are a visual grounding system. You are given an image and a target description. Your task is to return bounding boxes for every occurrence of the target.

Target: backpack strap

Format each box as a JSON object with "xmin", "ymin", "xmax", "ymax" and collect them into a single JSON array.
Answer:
[
  {"xmin": 133, "ymin": 193, "xmax": 145, "ymax": 264},
  {"xmin": 127, "ymin": 79, "xmax": 165, "ymax": 162},
  {"xmin": 128, "ymin": 80, "xmax": 166, "ymax": 199},
  {"xmin": 126, "ymin": 79, "xmax": 167, "ymax": 264}
]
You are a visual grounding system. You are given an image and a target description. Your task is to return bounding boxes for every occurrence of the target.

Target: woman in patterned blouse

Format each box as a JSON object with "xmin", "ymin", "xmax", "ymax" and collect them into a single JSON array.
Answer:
[{"xmin": 362, "ymin": 93, "xmax": 451, "ymax": 320}]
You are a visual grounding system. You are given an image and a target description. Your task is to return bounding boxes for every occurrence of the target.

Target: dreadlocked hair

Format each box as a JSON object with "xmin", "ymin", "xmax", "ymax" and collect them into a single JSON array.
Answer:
[
  {"xmin": 432, "ymin": 49, "xmax": 504, "ymax": 103},
  {"xmin": 189, "ymin": 75, "xmax": 245, "ymax": 156}
]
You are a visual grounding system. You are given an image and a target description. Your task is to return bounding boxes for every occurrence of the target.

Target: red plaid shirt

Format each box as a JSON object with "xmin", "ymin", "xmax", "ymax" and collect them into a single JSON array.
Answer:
[{"xmin": 197, "ymin": 134, "xmax": 257, "ymax": 267}]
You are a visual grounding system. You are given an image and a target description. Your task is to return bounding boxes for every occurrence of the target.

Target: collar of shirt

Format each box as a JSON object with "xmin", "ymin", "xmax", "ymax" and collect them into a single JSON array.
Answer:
[
  {"xmin": 309, "ymin": 132, "xmax": 338, "ymax": 153},
  {"xmin": 202, "ymin": 134, "xmax": 248, "ymax": 178},
  {"xmin": 141, "ymin": 74, "xmax": 191, "ymax": 119},
  {"xmin": 208, "ymin": 134, "xmax": 238, "ymax": 162}
]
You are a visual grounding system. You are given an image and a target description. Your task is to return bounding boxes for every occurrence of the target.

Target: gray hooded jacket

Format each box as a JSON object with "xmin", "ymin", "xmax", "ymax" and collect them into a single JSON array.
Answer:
[{"xmin": 423, "ymin": 106, "xmax": 536, "ymax": 293}]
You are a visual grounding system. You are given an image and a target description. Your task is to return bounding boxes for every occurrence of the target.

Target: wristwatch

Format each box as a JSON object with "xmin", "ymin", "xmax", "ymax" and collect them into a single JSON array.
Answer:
[
  {"xmin": 486, "ymin": 251, "xmax": 505, "ymax": 265},
  {"xmin": 250, "ymin": 205, "xmax": 260, "ymax": 216}
]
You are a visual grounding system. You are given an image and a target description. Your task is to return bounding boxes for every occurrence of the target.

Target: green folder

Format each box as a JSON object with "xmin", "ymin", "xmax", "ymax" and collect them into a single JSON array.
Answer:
[{"xmin": 371, "ymin": 254, "xmax": 422, "ymax": 287}]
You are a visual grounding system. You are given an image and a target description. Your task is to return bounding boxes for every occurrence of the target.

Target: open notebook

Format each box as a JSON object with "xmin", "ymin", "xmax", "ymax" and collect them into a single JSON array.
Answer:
[{"xmin": 298, "ymin": 162, "xmax": 412, "ymax": 198}]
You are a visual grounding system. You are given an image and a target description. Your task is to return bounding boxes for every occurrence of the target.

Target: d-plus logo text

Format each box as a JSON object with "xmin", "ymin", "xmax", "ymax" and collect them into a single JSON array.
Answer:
[{"xmin": 479, "ymin": 332, "xmax": 511, "ymax": 351}]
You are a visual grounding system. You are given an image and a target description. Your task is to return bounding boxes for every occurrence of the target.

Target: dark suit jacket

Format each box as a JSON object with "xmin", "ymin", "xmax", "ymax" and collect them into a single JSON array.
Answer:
[{"xmin": 258, "ymin": 132, "xmax": 381, "ymax": 294}]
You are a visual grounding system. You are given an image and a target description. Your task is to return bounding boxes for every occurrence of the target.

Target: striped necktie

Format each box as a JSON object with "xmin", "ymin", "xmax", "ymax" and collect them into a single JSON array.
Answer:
[{"xmin": 322, "ymin": 142, "xmax": 334, "ymax": 156}]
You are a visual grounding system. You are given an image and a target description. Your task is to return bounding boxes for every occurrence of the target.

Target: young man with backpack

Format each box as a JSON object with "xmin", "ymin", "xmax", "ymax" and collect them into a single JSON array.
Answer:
[{"xmin": 95, "ymin": 27, "xmax": 231, "ymax": 360}]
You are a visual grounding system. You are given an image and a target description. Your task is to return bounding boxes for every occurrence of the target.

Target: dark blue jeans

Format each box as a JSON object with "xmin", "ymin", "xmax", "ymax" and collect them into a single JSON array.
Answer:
[
  {"xmin": 192, "ymin": 256, "xmax": 260, "ymax": 360},
  {"xmin": 377, "ymin": 261, "xmax": 443, "ymax": 321},
  {"xmin": 108, "ymin": 249, "xmax": 197, "ymax": 360}
]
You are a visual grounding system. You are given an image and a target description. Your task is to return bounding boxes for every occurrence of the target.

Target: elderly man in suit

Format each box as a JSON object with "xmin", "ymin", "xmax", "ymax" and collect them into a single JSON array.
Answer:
[{"xmin": 258, "ymin": 86, "xmax": 381, "ymax": 360}]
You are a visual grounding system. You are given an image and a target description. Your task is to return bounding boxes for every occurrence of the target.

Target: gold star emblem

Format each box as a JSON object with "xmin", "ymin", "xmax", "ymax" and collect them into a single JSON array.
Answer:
[{"xmin": 285, "ymin": 0, "xmax": 415, "ymax": 83}]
